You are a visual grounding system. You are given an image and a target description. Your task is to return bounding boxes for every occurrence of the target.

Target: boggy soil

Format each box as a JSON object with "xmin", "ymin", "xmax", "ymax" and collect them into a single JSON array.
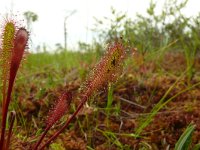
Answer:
[{"xmin": 2, "ymin": 52, "xmax": 200, "ymax": 150}]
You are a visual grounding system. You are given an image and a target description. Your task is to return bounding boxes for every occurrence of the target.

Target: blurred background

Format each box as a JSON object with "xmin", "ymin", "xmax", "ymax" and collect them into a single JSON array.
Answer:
[{"xmin": 1, "ymin": 0, "xmax": 200, "ymax": 52}]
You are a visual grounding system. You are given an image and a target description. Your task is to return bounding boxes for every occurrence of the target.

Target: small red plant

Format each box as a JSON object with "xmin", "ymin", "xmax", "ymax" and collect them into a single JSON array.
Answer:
[
  {"xmin": 38, "ymin": 40, "xmax": 127, "ymax": 149},
  {"xmin": 33, "ymin": 92, "xmax": 72, "ymax": 149},
  {"xmin": 0, "ymin": 19, "xmax": 28, "ymax": 149}
]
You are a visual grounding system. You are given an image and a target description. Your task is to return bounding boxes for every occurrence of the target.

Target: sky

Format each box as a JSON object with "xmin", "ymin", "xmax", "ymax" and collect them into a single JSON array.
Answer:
[{"xmin": 0, "ymin": 0, "xmax": 200, "ymax": 51}]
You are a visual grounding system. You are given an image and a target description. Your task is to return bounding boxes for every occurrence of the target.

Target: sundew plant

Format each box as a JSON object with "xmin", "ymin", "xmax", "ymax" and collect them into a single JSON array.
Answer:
[
  {"xmin": 0, "ymin": 16, "xmax": 129, "ymax": 149},
  {"xmin": 1, "ymin": 0, "xmax": 200, "ymax": 149},
  {"xmin": 34, "ymin": 40, "xmax": 127, "ymax": 149},
  {"xmin": 0, "ymin": 19, "xmax": 29, "ymax": 150}
]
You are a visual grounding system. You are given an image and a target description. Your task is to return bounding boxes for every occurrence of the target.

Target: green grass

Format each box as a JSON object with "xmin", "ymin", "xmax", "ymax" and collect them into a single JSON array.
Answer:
[
  {"xmin": 25, "ymin": 50, "xmax": 99, "ymax": 71},
  {"xmin": 175, "ymin": 123, "xmax": 195, "ymax": 150},
  {"xmin": 106, "ymin": 83, "xmax": 114, "ymax": 127},
  {"xmin": 12, "ymin": 50, "xmax": 100, "ymax": 94},
  {"xmin": 135, "ymin": 69, "xmax": 200, "ymax": 136}
]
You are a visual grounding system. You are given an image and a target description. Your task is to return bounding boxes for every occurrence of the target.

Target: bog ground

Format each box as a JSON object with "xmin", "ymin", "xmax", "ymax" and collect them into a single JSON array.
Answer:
[{"xmin": 3, "ymin": 50, "xmax": 199, "ymax": 149}]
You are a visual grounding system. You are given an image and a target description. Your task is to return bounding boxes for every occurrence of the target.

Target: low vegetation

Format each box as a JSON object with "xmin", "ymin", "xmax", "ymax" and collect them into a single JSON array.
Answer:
[{"xmin": 0, "ymin": 0, "xmax": 200, "ymax": 149}]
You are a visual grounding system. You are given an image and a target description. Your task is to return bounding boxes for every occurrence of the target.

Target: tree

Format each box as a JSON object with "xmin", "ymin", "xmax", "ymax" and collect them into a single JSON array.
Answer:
[{"xmin": 23, "ymin": 11, "xmax": 38, "ymax": 31}]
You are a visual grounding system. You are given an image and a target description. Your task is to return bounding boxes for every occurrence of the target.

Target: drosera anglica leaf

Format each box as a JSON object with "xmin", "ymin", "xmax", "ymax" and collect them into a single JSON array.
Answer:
[
  {"xmin": 33, "ymin": 92, "xmax": 72, "ymax": 150},
  {"xmin": 80, "ymin": 40, "xmax": 126, "ymax": 97},
  {"xmin": 0, "ymin": 21, "xmax": 16, "ymax": 149},
  {"xmin": 0, "ymin": 21, "xmax": 16, "ymax": 112},
  {"xmin": 7, "ymin": 27, "xmax": 29, "ymax": 103},
  {"xmin": 0, "ymin": 27, "xmax": 29, "ymax": 150},
  {"xmin": 46, "ymin": 92, "xmax": 72, "ymax": 128}
]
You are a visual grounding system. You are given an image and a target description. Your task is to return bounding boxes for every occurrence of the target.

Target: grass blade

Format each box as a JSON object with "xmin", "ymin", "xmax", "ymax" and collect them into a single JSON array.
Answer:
[{"xmin": 175, "ymin": 124, "xmax": 195, "ymax": 150}]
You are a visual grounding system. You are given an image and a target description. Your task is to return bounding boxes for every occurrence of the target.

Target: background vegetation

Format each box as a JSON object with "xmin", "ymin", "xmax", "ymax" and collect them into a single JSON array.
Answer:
[{"xmin": 1, "ymin": 0, "xmax": 200, "ymax": 149}]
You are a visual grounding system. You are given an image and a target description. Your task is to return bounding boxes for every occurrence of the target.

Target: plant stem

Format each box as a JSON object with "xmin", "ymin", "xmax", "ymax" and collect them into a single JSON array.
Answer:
[
  {"xmin": 33, "ymin": 127, "xmax": 50, "ymax": 150},
  {"xmin": 0, "ymin": 72, "xmax": 16, "ymax": 149}
]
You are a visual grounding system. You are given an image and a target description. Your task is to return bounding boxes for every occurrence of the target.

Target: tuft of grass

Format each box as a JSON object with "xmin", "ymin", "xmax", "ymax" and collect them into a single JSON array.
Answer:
[
  {"xmin": 135, "ymin": 70, "xmax": 200, "ymax": 136},
  {"xmin": 175, "ymin": 123, "xmax": 195, "ymax": 150},
  {"xmin": 96, "ymin": 128, "xmax": 124, "ymax": 149},
  {"xmin": 25, "ymin": 50, "xmax": 98, "ymax": 71}
]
